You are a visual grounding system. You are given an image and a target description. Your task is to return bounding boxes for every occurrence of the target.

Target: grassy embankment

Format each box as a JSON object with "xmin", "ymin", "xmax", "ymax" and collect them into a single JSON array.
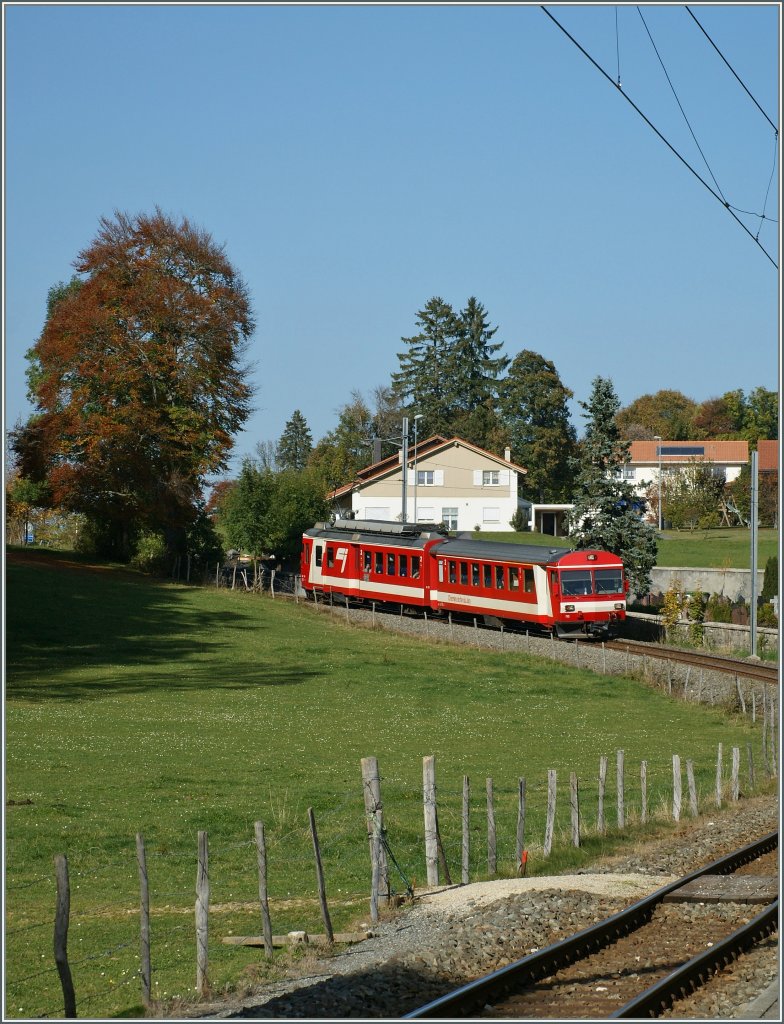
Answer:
[{"xmin": 5, "ymin": 549, "xmax": 772, "ymax": 1018}]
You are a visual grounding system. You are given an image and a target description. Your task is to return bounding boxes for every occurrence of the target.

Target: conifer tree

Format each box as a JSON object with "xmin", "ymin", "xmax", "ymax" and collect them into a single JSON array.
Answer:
[
  {"xmin": 567, "ymin": 376, "xmax": 657, "ymax": 595},
  {"xmin": 500, "ymin": 350, "xmax": 577, "ymax": 502},
  {"xmin": 391, "ymin": 296, "xmax": 458, "ymax": 436},
  {"xmin": 277, "ymin": 410, "xmax": 313, "ymax": 471}
]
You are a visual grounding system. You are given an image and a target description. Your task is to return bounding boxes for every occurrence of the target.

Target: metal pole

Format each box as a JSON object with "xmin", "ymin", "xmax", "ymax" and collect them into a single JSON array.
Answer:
[
  {"xmin": 750, "ymin": 449, "xmax": 759, "ymax": 658},
  {"xmin": 654, "ymin": 436, "xmax": 662, "ymax": 531},
  {"xmin": 413, "ymin": 414, "xmax": 423, "ymax": 523},
  {"xmin": 401, "ymin": 417, "xmax": 409, "ymax": 522}
]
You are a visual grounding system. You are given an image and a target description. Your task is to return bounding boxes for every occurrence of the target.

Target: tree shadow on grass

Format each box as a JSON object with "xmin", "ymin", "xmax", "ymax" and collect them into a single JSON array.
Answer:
[{"xmin": 6, "ymin": 562, "xmax": 317, "ymax": 701}]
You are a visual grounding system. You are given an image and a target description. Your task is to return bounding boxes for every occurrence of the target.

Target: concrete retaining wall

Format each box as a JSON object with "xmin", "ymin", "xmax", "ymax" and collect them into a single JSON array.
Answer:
[
  {"xmin": 626, "ymin": 612, "xmax": 779, "ymax": 655},
  {"xmin": 646, "ymin": 567, "xmax": 765, "ymax": 603}
]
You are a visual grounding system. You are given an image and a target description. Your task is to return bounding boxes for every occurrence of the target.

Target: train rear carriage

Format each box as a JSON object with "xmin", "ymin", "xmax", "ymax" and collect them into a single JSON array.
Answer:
[{"xmin": 301, "ymin": 520, "xmax": 447, "ymax": 608}]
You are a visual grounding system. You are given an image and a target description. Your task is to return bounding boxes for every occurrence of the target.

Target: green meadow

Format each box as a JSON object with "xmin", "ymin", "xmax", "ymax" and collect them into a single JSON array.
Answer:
[
  {"xmin": 5, "ymin": 552, "xmax": 770, "ymax": 1018},
  {"xmin": 479, "ymin": 527, "xmax": 778, "ymax": 569}
]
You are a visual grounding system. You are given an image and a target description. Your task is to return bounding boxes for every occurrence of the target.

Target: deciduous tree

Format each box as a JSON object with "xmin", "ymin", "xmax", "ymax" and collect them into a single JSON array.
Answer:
[
  {"xmin": 616, "ymin": 390, "xmax": 697, "ymax": 441},
  {"xmin": 13, "ymin": 209, "xmax": 255, "ymax": 559}
]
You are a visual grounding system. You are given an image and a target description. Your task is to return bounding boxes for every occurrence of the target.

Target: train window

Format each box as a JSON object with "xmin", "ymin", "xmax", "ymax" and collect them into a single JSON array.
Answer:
[
  {"xmin": 438, "ymin": 560, "xmax": 444, "ymax": 583},
  {"xmin": 595, "ymin": 568, "xmax": 623, "ymax": 594},
  {"xmin": 315, "ymin": 545, "xmax": 323, "ymax": 567},
  {"xmin": 399, "ymin": 554, "xmax": 408, "ymax": 577},
  {"xmin": 561, "ymin": 570, "xmax": 592, "ymax": 596},
  {"xmin": 387, "ymin": 553, "xmax": 396, "ymax": 576},
  {"xmin": 448, "ymin": 560, "xmax": 457, "ymax": 584},
  {"xmin": 524, "ymin": 568, "xmax": 535, "ymax": 593},
  {"xmin": 375, "ymin": 551, "xmax": 384, "ymax": 574},
  {"xmin": 509, "ymin": 566, "xmax": 520, "ymax": 590},
  {"xmin": 412, "ymin": 556, "xmax": 421, "ymax": 578},
  {"xmin": 471, "ymin": 563, "xmax": 480, "ymax": 586},
  {"xmin": 495, "ymin": 565, "xmax": 505, "ymax": 589},
  {"xmin": 327, "ymin": 546, "xmax": 335, "ymax": 568},
  {"xmin": 483, "ymin": 564, "xmax": 492, "ymax": 588},
  {"xmin": 460, "ymin": 562, "xmax": 468, "ymax": 585}
]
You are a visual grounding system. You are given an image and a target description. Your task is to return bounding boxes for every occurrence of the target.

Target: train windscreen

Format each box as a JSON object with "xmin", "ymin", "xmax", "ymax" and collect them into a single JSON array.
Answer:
[{"xmin": 560, "ymin": 568, "xmax": 623, "ymax": 596}]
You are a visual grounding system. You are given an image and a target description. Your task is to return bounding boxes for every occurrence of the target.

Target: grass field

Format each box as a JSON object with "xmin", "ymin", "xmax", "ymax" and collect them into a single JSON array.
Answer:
[
  {"xmin": 477, "ymin": 527, "xmax": 778, "ymax": 569},
  {"xmin": 4, "ymin": 551, "xmax": 772, "ymax": 1019}
]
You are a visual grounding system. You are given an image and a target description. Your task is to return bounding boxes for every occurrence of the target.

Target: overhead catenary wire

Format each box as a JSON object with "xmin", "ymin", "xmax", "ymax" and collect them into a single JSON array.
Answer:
[
  {"xmin": 685, "ymin": 5, "xmax": 778, "ymax": 135},
  {"xmin": 636, "ymin": 6, "xmax": 728, "ymax": 204},
  {"xmin": 539, "ymin": 5, "xmax": 778, "ymax": 269}
]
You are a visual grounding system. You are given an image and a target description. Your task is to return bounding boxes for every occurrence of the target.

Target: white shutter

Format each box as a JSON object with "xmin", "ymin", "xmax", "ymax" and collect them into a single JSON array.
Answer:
[
  {"xmin": 407, "ymin": 469, "xmax": 415, "ymax": 485},
  {"xmin": 473, "ymin": 470, "xmax": 483, "ymax": 486},
  {"xmin": 499, "ymin": 470, "xmax": 510, "ymax": 485},
  {"xmin": 434, "ymin": 470, "xmax": 444, "ymax": 486}
]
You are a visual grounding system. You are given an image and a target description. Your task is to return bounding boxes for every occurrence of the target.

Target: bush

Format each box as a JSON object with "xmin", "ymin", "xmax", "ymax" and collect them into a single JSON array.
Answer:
[
  {"xmin": 687, "ymin": 591, "xmax": 707, "ymax": 646},
  {"xmin": 758, "ymin": 602, "xmax": 779, "ymax": 628},
  {"xmin": 706, "ymin": 594, "xmax": 732, "ymax": 623},
  {"xmin": 130, "ymin": 532, "xmax": 169, "ymax": 575},
  {"xmin": 761, "ymin": 556, "xmax": 778, "ymax": 601}
]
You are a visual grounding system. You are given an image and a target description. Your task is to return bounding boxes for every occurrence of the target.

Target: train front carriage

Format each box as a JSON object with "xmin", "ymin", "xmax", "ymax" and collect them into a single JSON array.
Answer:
[{"xmin": 547, "ymin": 549, "xmax": 627, "ymax": 638}]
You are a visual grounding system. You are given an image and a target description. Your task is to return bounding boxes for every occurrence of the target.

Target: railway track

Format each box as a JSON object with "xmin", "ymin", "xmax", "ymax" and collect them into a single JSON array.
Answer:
[
  {"xmin": 606, "ymin": 639, "xmax": 779, "ymax": 685},
  {"xmin": 405, "ymin": 832, "xmax": 778, "ymax": 1020}
]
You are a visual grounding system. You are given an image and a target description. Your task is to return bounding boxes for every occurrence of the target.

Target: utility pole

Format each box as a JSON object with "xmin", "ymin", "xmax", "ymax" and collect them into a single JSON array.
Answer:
[
  {"xmin": 749, "ymin": 449, "xmax": 759, "ymax": 658},
  {"xmin": 401, "ymin": 417, "xmax": 409, "ymax": 522}
]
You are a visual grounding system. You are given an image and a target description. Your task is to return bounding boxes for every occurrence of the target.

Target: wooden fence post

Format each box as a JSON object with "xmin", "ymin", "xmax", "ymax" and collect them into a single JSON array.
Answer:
[
  {"xmin": 196, "ymin": 831, "xmax": 209, "ymax": 996},
  {"xmin": 736, "ymin": 676, "xmax": 746, "ymax": 716},
  {"xmin": 731, "ymin": 746, "xmax": 740, "ymax": 802},
  {"xmin": 684, "ymin": 760, "xmax": 697, "ymax": 818},
  {"xmin": 308, "ymin": 808, "xmax": 334, "ymax": 943},
  {"xmin": 597, "ymin": 756, "xmax": 607, "ymax": 834},
  {"xmin": 136, "ymin": 834, "xmax": 152, "ymax": 1007},
  {"xmin": 672, "ymin": 755, "xmax": 682, "ymax": 822},
  {"xmin": 715, "ymin": 743, "xmax": 723, "ymax": 808},
  {"xmin": 486, "ymin": 778, "xmax": 497, "ymax": 876},
  {"xmin": 544, "ymin": 769, "xmax": 556, "ymax": 857},
  {"xmin": 570, "ymin": 772, "xmax": 580, "ymax": 847},
  {"xmin": 254, "ymin": 822, "xmax": 274, "ymax": 958},
  {"xmin": 762, "ymin": 687, "xmax": 770, "ymax": 776},
  {"xmin": 361, "ymin": 757, "xmax": 389, "ymax": 909},
  {"xmin": 616, "ymin": 750, "xmax": 625, "ymax": 830},
  {"xmin": 461, "ymin": 775, "xmax": 470, "ymax": 885},
  {"xmin": 516, "ymin": 778, "xmax": 526, "ymax": 865},
  {"xmin": 640, "ymin": 761, "xmax": 648, "ymax": 825},
  {"xmin": 422, "ymin": 756, "xmax": 439, "ymax": 886},
  {"xmin": 53, "ymin": 854, "xmax": 76, "ymax": 1019}
]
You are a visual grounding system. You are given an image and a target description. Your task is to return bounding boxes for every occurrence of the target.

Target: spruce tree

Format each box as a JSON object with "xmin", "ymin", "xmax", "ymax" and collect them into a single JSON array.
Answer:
[
  {"xmin": 567, "ymin": 376, "xmax": 657, "ymax": 595},
  {"xmin": 500, "ymin": 350, "xmax": 577, "ymax": 502},
  {"xmin": 277, "ymin": 410, "xmax": 313, "ymax": 471},
  {"xmin": 391, "ymin": 296, "xmax": 458, "ymax": 436}
]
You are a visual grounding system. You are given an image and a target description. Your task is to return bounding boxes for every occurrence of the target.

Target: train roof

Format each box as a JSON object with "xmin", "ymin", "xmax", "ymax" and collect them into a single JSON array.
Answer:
[
  {"xmin": 304, "ymin": 519, "xmax": 448, "ymax": 547},
  {"xmin": 435, "ymin": 538, "xmax": 575, "ymax": 565}
]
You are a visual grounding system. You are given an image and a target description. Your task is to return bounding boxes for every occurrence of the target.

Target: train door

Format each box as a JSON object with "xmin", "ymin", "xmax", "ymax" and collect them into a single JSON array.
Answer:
[{"xmin": 309, "ymin": 539, "xmax": 325, "ymax": 589}]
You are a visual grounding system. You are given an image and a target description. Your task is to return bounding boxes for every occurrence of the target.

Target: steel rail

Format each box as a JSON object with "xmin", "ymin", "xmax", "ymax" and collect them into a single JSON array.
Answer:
[
  {"xmin": 606, "ymin": 639, "xmax": 779, "ymax": 683},
  {"xmin": 404, "ymin": 831, "xmax": 777, "ymax": 1019},
  {"xmin": 611, "ymin": 899, "xmax": 778, "ymax": 1018}
]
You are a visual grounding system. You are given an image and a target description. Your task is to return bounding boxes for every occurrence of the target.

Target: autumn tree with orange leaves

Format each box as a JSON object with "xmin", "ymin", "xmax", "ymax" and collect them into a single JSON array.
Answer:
[{"xmin": 13, "ymin": 209, "xmax": 255, "ymax": 559}]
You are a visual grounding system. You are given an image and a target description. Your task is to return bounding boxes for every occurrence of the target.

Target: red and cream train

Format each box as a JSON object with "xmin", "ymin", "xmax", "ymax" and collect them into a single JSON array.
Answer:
[{"xmin": 301, "ymin": 519, "xmax": 627, "ymax": 639}]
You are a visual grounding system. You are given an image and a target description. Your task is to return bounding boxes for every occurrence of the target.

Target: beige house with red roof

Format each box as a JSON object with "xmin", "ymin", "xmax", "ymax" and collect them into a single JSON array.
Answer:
[{"xmin": 328, "ymin": 435, "xmax": 529, "ymax": 533}]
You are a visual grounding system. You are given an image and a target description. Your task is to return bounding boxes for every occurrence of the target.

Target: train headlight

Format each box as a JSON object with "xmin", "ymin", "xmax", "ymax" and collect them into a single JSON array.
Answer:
[
  {"xmin": 614, "ymin": 602, "xmax": 624, "ymax": 610},
  {"xmin": 565, "ymin": 604, "xmax": 575, "ymax": 612}
]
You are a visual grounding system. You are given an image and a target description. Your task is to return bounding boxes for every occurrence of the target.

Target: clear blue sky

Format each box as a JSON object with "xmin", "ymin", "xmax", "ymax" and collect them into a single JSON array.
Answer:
[{"xmin": 4, "ymin": 3, "xmax": 780, "ymax": 478}]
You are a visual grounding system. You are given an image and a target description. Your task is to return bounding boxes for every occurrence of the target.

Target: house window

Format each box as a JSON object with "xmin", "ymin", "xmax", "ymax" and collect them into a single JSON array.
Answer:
[
  {"xmin": 417, "ymin": 470, "xmax": 435, "ymax": 486},
  {"xmin": 418, "ymin": 506, "xmax": 435, "ymax": 522},
  {"xmin": 483, "ymin": 507, "xmax": 500, "ymax": 524},
  {"xmin": 482, "ymin": 470, "xmax": 500, "ymax": 486},
  {"xmin": 442, "ymin": 507, "xmax": 458, "ymax": 530},
  {"xmin": 624, "ymin": 467, "xmax": 635, "ymax": 480}
]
